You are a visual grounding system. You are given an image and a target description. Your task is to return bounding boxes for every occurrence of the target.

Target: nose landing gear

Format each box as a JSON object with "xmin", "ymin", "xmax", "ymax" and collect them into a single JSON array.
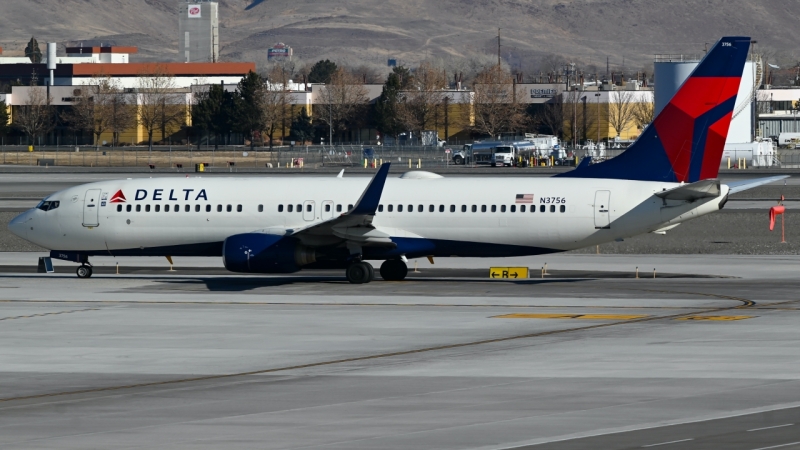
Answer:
[{"xmin": 76, "ymin": 264, "xmax": 93, "ymax": 278}]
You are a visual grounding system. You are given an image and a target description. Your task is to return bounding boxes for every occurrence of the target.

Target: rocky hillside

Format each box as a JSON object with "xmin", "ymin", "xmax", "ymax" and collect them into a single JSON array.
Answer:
[{"xmin": 1, "ymin": 0, "xmax": 796, "ymax": 76}]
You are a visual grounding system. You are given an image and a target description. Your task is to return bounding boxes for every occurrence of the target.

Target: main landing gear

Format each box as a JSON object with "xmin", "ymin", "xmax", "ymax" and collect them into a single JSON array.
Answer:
[
  {"xmin": 345, "ymin": 260, "xmax": 409, "ymax": 284},
  {"xmin": 76, "ymin": 264, "xmax": 93, "ymax": 278},
  {"xmin": 346, "ymin": 261, "xmax": 374, "ymax": 284},
  {"xmin": 380, "ymin": 259, "xmax": 408, "ymax": 281}
]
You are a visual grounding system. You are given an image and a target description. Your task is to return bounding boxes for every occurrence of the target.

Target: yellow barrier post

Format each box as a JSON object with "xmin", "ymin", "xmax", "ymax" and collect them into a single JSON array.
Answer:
[
  {"xmin": 408, "ymin": 158, "xmax": 412, "ymax": 168},
  {"xmin": 743, "ymin": 158, "xmax": 746, "ymax": 169},
  {"xmin": 727, "ymin": 157, "xmax": 730, "ymax": 169},
  {"xmin": 364, "ymin": 159, "xmax": 367, "ymax": 168},
  {"xmin": 635, "ymin": 266, "xmax": 639, "ymax": 279},
  {"xmin": 418, "ymin": 158, "xmax": 421, "ymax": 168}
]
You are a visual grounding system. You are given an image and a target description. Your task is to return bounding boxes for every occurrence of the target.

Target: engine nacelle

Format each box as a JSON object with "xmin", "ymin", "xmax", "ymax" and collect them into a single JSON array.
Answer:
[{"xmin": 222, "ymin": 233, "xmax": 316, "ymax": 273}]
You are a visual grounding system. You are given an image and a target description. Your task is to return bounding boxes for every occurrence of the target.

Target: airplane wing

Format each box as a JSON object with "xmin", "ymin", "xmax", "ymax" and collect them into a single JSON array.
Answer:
[
  {"xmin": 724, "ymin": 175, "xmax": 789, "ymax": 194},
  {"xmin": 288, "ymin": 163, "xmax": 396, "ymax": 248}
]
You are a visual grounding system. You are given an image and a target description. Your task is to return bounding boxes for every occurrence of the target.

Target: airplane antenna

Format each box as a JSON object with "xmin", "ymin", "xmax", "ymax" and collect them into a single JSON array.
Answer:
[{"xmin": 337, "ymin": 169, "xmax": 345, "ymax": 178}]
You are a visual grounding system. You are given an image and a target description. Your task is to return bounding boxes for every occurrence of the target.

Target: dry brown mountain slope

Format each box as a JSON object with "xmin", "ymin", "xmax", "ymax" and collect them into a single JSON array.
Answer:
[{"xmin": 1, "ymin": 0, "xmax": 797, "ymax": 74}]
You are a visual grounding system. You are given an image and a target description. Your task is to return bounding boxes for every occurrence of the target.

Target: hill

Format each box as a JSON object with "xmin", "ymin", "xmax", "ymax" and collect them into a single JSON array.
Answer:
[{"xmin": 1, "ymin": 0, "xmax": 797, "ymax": 79}]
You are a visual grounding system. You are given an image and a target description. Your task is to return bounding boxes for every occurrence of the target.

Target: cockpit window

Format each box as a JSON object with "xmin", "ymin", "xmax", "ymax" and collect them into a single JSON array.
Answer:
[{"xmin": 36, "ymin": 200, "xmax": 59, "ymax": 211}]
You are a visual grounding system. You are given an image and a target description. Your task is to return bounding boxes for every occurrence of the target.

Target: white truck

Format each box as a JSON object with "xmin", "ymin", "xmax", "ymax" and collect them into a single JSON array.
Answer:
[{"xmin": 778, "ymin": 132, "xmax": 800, "ymax": 148}]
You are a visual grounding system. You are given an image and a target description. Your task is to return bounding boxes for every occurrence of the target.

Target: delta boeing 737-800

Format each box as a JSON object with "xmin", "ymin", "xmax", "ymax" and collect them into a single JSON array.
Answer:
[{"xmin": 8, "ymin": 36, "xmax": 785, "ymax": 283}]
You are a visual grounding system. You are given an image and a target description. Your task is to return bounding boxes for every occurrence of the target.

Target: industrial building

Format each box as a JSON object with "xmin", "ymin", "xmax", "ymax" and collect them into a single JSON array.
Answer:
[{"xmin": 178, "ymin": 0, "xmax": 220, "ymax": 63}]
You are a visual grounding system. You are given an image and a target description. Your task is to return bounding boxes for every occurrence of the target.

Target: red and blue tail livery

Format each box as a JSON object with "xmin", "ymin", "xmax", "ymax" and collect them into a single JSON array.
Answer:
[{"xmin": 559, "ymin": 36, "xmax": 750, "ymax": 183}]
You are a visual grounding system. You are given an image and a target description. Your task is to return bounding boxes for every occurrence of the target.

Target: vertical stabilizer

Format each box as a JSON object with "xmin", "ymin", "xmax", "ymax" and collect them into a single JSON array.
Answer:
[{"xmin": 558, "ymin": 36, "xmax": 750, "ymax": 182}]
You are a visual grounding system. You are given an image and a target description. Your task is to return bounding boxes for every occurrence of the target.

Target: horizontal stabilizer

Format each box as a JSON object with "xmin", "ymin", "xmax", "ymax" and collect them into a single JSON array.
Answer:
[
  {"xmin": 655, "ymin": 179, "xmax": 720, "ymax": 202},
  {"xmin": 725, "ymin": 175, "xmax": 789, "ymax": 194}
]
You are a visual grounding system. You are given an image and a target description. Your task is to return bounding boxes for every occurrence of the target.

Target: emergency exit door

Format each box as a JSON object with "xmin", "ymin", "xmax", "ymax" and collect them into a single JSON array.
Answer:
[
  {"xmin": 594, "ymin": 190, "xmax": 611, "ymax": 229},
  {"xmin": 82, "ymin": 188, "xmax": 101, "ymax": 227},
  {"xmin": 303, "ymin": 200, "xmax": 315, "ymax": 221}
]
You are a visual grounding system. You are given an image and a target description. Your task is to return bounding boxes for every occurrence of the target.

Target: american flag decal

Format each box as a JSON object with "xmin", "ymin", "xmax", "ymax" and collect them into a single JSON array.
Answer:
[{"xmin": 516, "ymin": 194, "xmax": 533, "ymax": 204}]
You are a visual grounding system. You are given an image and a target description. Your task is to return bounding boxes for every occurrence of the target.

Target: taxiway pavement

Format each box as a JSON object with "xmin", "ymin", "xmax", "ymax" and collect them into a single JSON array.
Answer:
[{"xmin": 0, "ymin": 254, "xmax": 798, "ymax": 449}]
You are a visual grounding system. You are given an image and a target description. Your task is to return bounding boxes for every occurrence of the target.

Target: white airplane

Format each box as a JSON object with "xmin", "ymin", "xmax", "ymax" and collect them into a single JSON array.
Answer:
[{"xmin": 8, "ymin": 36, "xmax": 784, "ymax": 283}]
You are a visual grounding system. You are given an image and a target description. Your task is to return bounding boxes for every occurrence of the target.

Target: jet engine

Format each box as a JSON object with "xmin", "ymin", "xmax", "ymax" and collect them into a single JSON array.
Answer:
[{"xmin": 222, "ymin": 233, "xmax": 316, "ymax": 273}]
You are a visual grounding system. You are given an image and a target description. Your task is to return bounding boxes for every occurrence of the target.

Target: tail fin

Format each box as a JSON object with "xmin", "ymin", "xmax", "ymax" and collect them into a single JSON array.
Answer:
[{"xmin": 558, "ymin": 36, "xmax": 750, "ymax": 182}]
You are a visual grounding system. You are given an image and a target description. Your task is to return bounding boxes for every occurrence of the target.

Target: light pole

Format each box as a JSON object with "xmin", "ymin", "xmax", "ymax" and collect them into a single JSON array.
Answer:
[{"xmin": 595, "ymin": 93, "xmax": 601, "ymax": 146}]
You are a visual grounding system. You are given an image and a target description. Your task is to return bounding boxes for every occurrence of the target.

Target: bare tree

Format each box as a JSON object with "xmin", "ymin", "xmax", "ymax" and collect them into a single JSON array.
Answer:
[
  {"xmin": 563, "ymin": 90, "xmax": 586, "ymax": 147},
  {"xmin": 136, "ymin": 65, "xmax": 185, "ymax": 150},
  {"xmin": 398, "ymin": 61, "xmax": 448, "ymax": 136},
  {"xmin": 468, "ymin": 65, "xmax": 526, "ymax": 138},
  {"xmin": 608, "ymin": 89, "xmax": 637, "ymax": 138},
  {"xmin": 109, "ymin": 88, "xmax": 136, "ymax": 147},
  {"xmin": 316, "ymin": 68, "xmax": 368, "ymax": 143},
  {"xmin": 262, "ymin": 64, "xmax": 294, "ymax": 148},
  {"xmin": 14, "ymin": 84, "xmax": 53, "ymax": 148},
  {"xmin": 538, "ymin": 95, "xmax": 565, "ymax": 139},
  {"xmin": 631, "ymin": 90, "xmax": 655, "ymax": 131},
  {"xmin": 62, "ymin": 77, "xmax": 121, "ymax": 150}
]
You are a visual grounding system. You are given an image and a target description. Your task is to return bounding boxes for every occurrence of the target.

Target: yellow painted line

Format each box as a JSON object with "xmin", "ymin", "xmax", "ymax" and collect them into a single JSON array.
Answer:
[
  {"xmin": 493, "ymin": 313, "xmax": 648, "ymax": 320},
  {"xmin": 675, "ymin": 315, "xmax": 754, "ymax": 321},
  {"xmin": 489, "ymin": 267, "xmax": 529, "ymax": 279}
]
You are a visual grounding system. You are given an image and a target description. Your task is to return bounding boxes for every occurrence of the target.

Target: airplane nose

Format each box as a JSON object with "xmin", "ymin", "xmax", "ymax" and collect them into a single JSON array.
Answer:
[{"xmin": 8, "ymin": 211, "xmax": 32, "ymax": 239}]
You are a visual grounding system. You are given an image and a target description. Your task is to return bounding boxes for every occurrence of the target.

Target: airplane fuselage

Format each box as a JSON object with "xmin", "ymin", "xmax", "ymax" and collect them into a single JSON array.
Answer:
[{"xmin": 9, "ymin": 175, "xmax": 728, "ymax": 261}]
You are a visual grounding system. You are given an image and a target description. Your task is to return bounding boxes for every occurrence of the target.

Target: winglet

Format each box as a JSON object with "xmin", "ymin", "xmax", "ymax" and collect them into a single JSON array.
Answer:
[
  {"xmin": 337, "ymin": 169, "xmax": 344, "ymax": 178},
  {"xmin": 348, "ymin": 163, "xmax": 391, "ymax": 215}
]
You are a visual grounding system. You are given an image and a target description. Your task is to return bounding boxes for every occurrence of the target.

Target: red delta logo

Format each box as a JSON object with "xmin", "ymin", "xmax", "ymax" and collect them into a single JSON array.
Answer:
[{"xmin": 109, "ymin": 190, "xmax": 127, "ymax": 203}]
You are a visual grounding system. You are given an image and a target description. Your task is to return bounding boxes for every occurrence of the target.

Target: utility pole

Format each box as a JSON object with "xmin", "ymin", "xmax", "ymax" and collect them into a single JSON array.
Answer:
[{"xmin": 497, "ymin": 28, "xmax": 501, "ymax": 67}]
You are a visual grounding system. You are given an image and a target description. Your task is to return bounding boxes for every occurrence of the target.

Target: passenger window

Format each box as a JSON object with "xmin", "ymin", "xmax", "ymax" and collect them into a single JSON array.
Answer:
[
  {"xmin": 418, "ymin": 205, "xmax": 423, "ymax": 212},
  {"xmin": 146, "ymin": 205, "xmax": 151, "ymax": 212},
  {"xmin": 195, "ymin": 205, "xmax": 200, "ymax": 212},
  {"xmin": 185, "ymin": 205, "xmax": 191, "ymax": 212},
  {"xmin": 336, "ymin": 204, "xmax": 342, "ymax": 212},
  {"xmin": 472, "ymin": 205, "xmax": 477, "ymax": 212},
  {"xmin": 258, "ymin": 204, "xmax": 263, "ymax": 212},
  {"xmin": 378, "ymin": 205, "xmax": 383, "ymax": 212},
  {"xmin": 287, "ymin": 204, "xmax": 293, "ymax": 213},
  {"xmin": 481, "ymin": 205, "xmax": 487, "ymax": 212},
  {"xmin": 165, "ymin": 205, "xmax": 170, "ymax": 212},
  {"xmin": 491, "ymin": 205, "xmax": 497, "ymax": 212},
  {"xmin": 306, "ymin": 204, "xmax": 311, "ymax": 212},
  {"xmin": 206, "ymin": 205, "xmax": 211, "ymax": 212},
  {"xmin": 226, "ymin": 204, "xmax": 232, "ymax": 212},
  {"xmin": 540, "ymin": 205, "xmax": 545, "ymax": 213},
  {"xmin": 461, "ymin": 205, "xmax": 467, "ymax": 212},
  {"xmin": 155, "ymin": 205, "xmax": 161, "ymax": 212},
  {"xmin": 236, "ymin": 205, "xmax": 242, "ymax": 212},
  {"xmin": 126, "ymin": 205, "xmax": 132, "ymax": 212},
  {"xmin": 550, "ymin": 205, "xmax": 556, "ymax": 213},
  {"xmin": 325, "ymin": 204, "xmax": 331, "ymax": 212},
  {"xmin": 348, "ymin": 204, "xmax": 353, "ymax": 210},
  {"xmin": 450, "ymin": 205, "xmax": 455, "ymax": 212},
  {"xmin": 388, "ymin": 204, "xmax": 393, "ymax": 212},
  {"xmin": 408, "ymin": 204, "xmax": 413, "ymax": 213},
  {"xmin": 296, "ymin": 204, "xmax": 302, "ymax": 212},
  {"xmin": 217, "ymin": 204, "xmax": 222, "ymax": 212},
  {"xmin": 278, "ymin": 205, "xmax": 284, "ymax": 212},
  {"xmin": 398, "ymin": 204, "xmax": 403, "ymax": 212},
  {"xmin": 429, "ymin": 205, "xmax": 434, "ymax": 212},
  {"xmin": 501, "ymin": 205, "xmax": 506, "ymax": 213},
  {"xmin": 136, "ymin": 205, "xmax": 141, "ymax": 212},
  {"xmin": 560, "ymin": 205, "xmax": 566, "ymax": 213},
  {"xmin": 439, "ymin": 205, "xmax": 444, "ymax": 212},
  {"xmin": 117, "ymin": 205, "xmax": 122, "ymax": 212},
  {"xmin": 520, "ymin": 205, "xmax": 525, "ymax": 212},
  {"xmin": 175, "ymin": 205, "xmax": 179, "ymax": 212},
  {"xmin": 510, "ymin": 205, "xmax": 516, "ymax": 213}
]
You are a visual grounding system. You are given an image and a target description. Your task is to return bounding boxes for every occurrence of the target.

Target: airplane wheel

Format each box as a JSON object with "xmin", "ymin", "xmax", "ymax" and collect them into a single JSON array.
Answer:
[
  {"xmin": 76, "ymin": 265, "xmax": 92, "ymax": 278},
  {"xmin": 346, "ymin": 262, "xmax": 372, "ymax": 284},
  {"xmin": 380, "ymin": 259, "xmax": 408, "ymax": 281}
]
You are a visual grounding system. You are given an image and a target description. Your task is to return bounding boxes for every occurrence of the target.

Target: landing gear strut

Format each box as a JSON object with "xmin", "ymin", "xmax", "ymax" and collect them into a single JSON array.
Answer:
[
  {"xmin": 380, "ymin": 259, "xmax": 408, "ymax": 281},
  {"xmin": 346, "ymin": 261, "xmax": 374, "ymax": 284},
  {"xmin": 76, "ymin": 264, "xmax": 93, "ymax": 278}
]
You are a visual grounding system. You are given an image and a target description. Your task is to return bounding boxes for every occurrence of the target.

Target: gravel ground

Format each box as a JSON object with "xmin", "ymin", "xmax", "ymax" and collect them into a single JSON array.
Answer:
[{"xmin": 0, "ymin": 210, "xmax": 794, "ymax": 255}]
